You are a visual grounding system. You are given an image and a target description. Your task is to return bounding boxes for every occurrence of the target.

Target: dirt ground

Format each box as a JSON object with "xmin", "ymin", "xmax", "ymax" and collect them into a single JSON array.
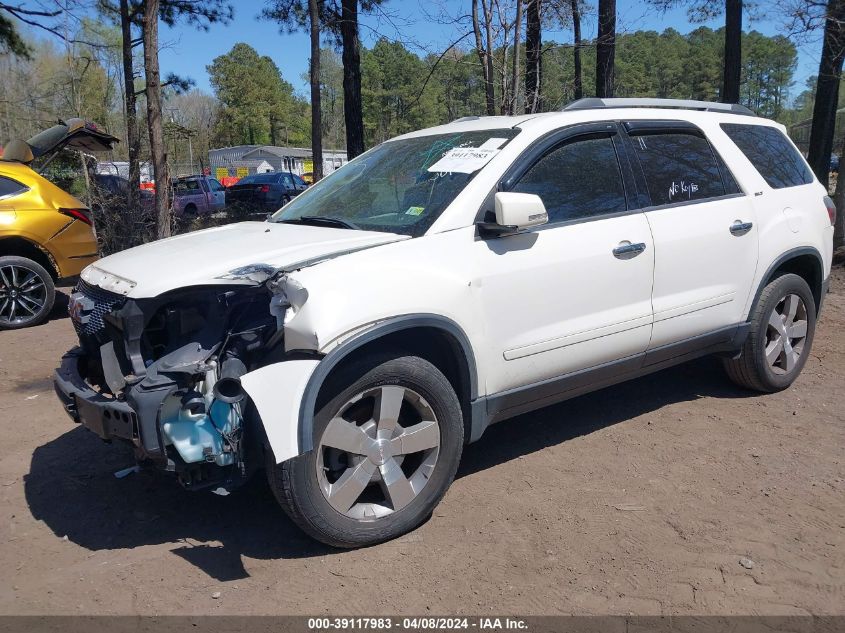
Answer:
[{"xmin": 0, "ymin": 268, "xmax": 843, "ymax": 617}]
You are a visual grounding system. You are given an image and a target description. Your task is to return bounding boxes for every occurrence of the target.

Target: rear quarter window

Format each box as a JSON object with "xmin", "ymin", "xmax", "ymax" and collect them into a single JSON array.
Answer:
[
  {"xmin": 720, "ymin": 123, "xmax": 813, "ymax": 189},
  {"xmin": 0, "ymin": 175, "xmax": 28, "ymax": 199}
]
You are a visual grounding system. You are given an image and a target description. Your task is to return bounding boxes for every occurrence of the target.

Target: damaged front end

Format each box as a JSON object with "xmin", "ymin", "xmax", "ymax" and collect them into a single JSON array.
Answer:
[{"xmin": 54, "ymin": 275, "xmax": 287, "ymax": 492}]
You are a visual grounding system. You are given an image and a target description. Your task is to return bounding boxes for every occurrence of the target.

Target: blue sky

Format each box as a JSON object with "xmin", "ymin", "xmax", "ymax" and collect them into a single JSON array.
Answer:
[{"xmin": 158, "ymin": 0, "xmax": 820, "ymax": 101}]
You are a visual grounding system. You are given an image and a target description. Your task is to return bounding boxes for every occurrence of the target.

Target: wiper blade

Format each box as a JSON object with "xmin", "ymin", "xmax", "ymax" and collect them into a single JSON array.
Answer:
[{"xmin": 281, "ymin": 215, "xmax": 359, "ymax": 230}]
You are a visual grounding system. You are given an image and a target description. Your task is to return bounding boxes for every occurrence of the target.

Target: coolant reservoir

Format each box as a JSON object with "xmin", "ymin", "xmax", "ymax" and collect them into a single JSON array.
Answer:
[{"xmin": 161, "ymin": 400, "xmax": 236, "ymax": 467}]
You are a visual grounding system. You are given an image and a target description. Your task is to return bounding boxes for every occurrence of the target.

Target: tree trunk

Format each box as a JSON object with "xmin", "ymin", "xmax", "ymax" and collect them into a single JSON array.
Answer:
[
  {"xmin": 499, "ymin": 26, "xmax": 509, "ymax": 115},
  {"xmin": 595, "ymin": 0, "xmax": 616, "ymax": 98},
  {"xmin": 571, "ymin": 0, "xmax": 582, "ymax": 100},
  {"xmin": 722, "ymin": 0, "xmax": 742, "ymax": 103},
  {"xmin": 510, "ymin": 0, "xmax": 523, "ymax": 115},
  {"xmin": 142, "ymin": 0, "xmax": 170, "ymax": 239},
  {"xmin": 472, "ymin": 0, "xmax": 496, "ymax": 116},
  {"xmin": 808, "ymin": 0, "xmax": 845, "ymax": 189},
  {"xmin": 309, "ymin": 0, "xmax": 324, "ymax": 181},
  {"xmin": 119, "ymin": 0, "xmax": 141, "ymax": 244},
  {"xmin": 482, "ymin": 0, "xmax": 497, "ymax": 116},
  {"xmin": 340, "ymin": 0, "xmax": 364, "ymax": 159},
  {"xmin": 834, "ymin": 139, "xmax": 845, "ymax": 248},
  {"xmin": 524, "ymin": 0, "xmax": 542, "ymax": 113}
]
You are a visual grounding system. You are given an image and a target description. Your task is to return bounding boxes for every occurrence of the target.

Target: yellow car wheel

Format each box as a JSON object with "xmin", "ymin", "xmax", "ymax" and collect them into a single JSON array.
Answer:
[{"xmin": 0, "ymin": 256, "xmax": 56, "ymax": 330}]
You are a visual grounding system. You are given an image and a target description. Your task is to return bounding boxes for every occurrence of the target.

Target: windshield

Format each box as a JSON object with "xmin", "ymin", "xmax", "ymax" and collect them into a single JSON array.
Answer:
[{"xmin": 270, "ymin": 129, "xmax": 519, "ymax": 236}]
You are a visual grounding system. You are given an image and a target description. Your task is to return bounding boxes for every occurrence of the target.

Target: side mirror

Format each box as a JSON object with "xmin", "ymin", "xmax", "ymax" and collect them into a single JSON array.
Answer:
[{"xmin": 478, "ymin": 192, "xmax": 548, "ymax": 237}]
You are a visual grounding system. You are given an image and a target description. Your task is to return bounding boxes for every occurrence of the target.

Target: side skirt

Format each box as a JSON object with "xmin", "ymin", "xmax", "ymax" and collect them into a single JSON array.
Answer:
[{"xmin": 468, "ymin": 322, "xmax": 750, "ymax": 442}]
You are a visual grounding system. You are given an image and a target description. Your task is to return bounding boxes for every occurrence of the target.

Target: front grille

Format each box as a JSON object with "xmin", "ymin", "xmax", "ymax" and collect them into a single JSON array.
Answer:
[{"xmin": 72, "ymin": 279, "xmax": 126, "ymax": 338}]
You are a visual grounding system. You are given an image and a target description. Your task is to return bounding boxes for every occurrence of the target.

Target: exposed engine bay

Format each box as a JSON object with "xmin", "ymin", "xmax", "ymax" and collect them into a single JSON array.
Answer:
[{"xmin": 56, "ymin": 269, "xmax": 299, "ymax": 493}]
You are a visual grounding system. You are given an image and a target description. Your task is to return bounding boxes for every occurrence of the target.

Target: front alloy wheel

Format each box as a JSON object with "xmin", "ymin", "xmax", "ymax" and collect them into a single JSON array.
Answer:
[
  {"xmin": 316, "ymin": 385, "xmax": 441, "ymax": 520},
  {"xmin": 0, "ymin": 256, "xmax": 56, "ymax": 330},
  {"xmin": 269, "ymin": 354, "xmax": 464, "ymax": 548}
]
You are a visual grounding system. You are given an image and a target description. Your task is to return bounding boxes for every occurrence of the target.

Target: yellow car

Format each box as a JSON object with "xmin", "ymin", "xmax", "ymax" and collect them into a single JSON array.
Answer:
[{"xmin": 1, "ymin": 119, "xmax": 117, "ymax": 329}]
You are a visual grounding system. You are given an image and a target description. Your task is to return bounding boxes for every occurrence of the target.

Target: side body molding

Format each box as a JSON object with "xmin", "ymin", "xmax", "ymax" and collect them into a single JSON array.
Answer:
[{"xmin": 243, "ymin": 315, "xmax": 479, "ymax": 464}]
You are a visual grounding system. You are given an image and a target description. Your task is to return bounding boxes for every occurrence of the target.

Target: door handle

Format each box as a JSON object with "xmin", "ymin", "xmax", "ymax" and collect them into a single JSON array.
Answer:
[
  {"xmin": 612, "ymin": 241, "xmax": 647, "ymax": 259},
  {"xmin": 729, "ymin": 220, "xmax": 753, "ymax": 236}
]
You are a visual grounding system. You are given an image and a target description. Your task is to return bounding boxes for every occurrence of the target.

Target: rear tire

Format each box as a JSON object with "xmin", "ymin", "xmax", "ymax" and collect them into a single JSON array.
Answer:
[
  {"xmin": 0, "ymin": 256, "xmax": 55, "ymax": 330},
  {"xmin": 268, "ymin": 354, "xmax": 464, "ymax": 548},
  {"xmin": 723, "ymin": 273, "xmax": 816, "ymax": 393}
]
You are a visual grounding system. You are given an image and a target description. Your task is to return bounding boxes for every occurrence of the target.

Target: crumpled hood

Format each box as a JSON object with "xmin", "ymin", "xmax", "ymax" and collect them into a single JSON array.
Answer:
[{"xmin": 81, "ymin": 221, "xmax": 409, "ymax": 298}]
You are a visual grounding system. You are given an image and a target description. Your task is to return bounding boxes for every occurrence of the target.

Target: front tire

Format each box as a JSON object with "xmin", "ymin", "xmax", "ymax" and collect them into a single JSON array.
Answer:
[
  {"xmin": 723, "ymin": 273, "xmax": 816, "ymax": 392},
  {"xmin": 0, "ymin": 256, "xmax": 55, "ymax": 330},
  {"xmin": 268, "ymin": 354, "xmax": 464, "ymax": 548}
]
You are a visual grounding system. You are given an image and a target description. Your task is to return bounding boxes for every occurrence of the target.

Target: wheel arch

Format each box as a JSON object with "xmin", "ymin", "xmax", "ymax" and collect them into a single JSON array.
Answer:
[
  {"xmin": 0, "ymin": 236, "xmax": 59, "ymax": 280},
  {"xmin": 749, "ymin": 247, "xmax": 825, "ymax": 319},
  {"xmin": 297, "ymin": 315, "xmax": 479, "ymax": 454}
]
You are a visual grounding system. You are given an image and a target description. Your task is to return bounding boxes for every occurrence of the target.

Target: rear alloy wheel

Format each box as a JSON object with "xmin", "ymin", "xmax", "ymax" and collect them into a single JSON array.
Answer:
[
  {"xmin": 764, "ymin": 293, "xmax": 809, "ymax": 376},
  {"xmin": 0, "ymin": 256, "xmax": 56, "ymax": 330},
  {"xmin": 723, "ymin": 273, "xmax": 816, "ymax": 392},
  {"xmin": 268, "ymin": 354, "xmax": 464, "ymax": 548}
]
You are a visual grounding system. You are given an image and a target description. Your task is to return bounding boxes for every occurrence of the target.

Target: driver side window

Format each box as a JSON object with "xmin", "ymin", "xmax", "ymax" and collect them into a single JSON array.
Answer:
[{"xmin": 511, "ymin": 135, "xmax": 628, "ymax": 224}]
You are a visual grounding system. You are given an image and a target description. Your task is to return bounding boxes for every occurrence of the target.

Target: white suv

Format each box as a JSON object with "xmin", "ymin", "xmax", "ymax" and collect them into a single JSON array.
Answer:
[{"xmin": 55, "ymin": 98, "xmax": 835, "ymax": 547}]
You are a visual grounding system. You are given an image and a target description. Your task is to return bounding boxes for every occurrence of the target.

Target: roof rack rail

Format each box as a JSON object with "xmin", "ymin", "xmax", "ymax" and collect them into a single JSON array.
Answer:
[{"xmin": 561, "ymin": 97, "xmax": 756, "ymax": 116}]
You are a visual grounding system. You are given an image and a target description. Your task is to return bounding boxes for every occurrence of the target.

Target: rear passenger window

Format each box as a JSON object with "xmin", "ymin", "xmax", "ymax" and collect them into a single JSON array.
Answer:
[
  {"xmin": 175, "ymin": 179, "xmax": 201, "ymax": 193},
  {"xmin": 630, "ymin": 132, "xmax": 728, "ymax": 206},
  {"xmin": 721, "ymin": 123, "xmax": 813, "ymax": 189},
  {"xmin": 0, "ymin": 176, "xmax": 27, "ymax": 199},
  {"xmin": 511, "ymin": 136, "xmax": 627, "ymax": 224}
]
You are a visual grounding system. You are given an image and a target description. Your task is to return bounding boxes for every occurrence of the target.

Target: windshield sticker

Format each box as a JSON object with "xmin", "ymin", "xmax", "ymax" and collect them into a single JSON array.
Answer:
[
  {"xmin": 405, "ymin": 206, "xmax": 425, "ymax": 216},
  {"xmin": 479, "ymin": 137, "xmax": 508, "ymax": 150},
  {"xmin": 427, "ymin": 146, "xmax": 501, "ymax": 174}
]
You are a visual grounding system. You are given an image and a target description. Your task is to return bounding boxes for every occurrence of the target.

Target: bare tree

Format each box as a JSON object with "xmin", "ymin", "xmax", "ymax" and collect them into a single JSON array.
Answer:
[
  {"xmin": 0, "ymin": 1, "xmax": 106, "ymax": 55},
  {"xmin": 340, "ymin": 0, "xmax": 364, "ymax": 158},
  {"xmin": 596, "ymin": 0, "xmax": 616, "ymax": 97},
  {"xmin": 309, "ymin": 0, "xmax": 323, "ymax": 180},
  {"xmin": 524, "ymin": 0, "xmax": 542, "ymax": 112},
  {"xmin": 472, "ymin": 0, "xmax": 497, "ymax": 115},
  {"xmin": 722, "ymin": 0, "xmax": 742, "ymax": 102},
  {"xmin": 509, "ymin": 0, "xmax": 523, "ymax": 114},
  {"xmin": 141, "ymin": 0, "xmax": 169, "ymax": 238},
  {"xmin": 806, "ymin": 0, "xmax": 845, "ymax": 189},
  {"xmin": 118, "ymin": 0, "xmax": 141, "ymax": 236},
  {"xmin": 571, "ymin": 0, "xmax": 583, "ymax": 99}
]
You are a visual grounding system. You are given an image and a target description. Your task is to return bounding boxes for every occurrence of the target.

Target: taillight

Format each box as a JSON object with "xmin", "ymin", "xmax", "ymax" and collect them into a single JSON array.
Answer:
[
  {"xmin": 823, "ymin": 195, "xmax": 837, "ymax": 226},
  {"xmin": 259, "ymin": 185, "xmax": 270, "ymax": 193},
  {"xmin": 59, "ymin": 208, "xmax": 92, "ymax": 226}
]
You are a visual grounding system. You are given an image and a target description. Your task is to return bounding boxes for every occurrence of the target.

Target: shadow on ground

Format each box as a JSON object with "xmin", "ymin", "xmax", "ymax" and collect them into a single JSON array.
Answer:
[
  {"xmin": 25, "ymin": 356, "xmax": 753, "ymax": 581},
  {"xmin": 48, "ymin": 289, "xmax": 70, "ymax": 323}
]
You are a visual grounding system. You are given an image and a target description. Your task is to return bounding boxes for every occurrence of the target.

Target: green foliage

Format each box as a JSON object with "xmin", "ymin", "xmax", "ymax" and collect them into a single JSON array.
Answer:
[
  {"xmin": 361, "ymin": 38, "xmax": 441, "ymax": 145},
  {"xmin": 0, "ymin": 12, "xmax": 30, "ymax": 58},
  {"xmin": 208, "ymin": 42, "xmax": 307, "ymax": 146},
  {"xmin": 551, "ymin": 26, "xmax": 795, "ymax": 120}
]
